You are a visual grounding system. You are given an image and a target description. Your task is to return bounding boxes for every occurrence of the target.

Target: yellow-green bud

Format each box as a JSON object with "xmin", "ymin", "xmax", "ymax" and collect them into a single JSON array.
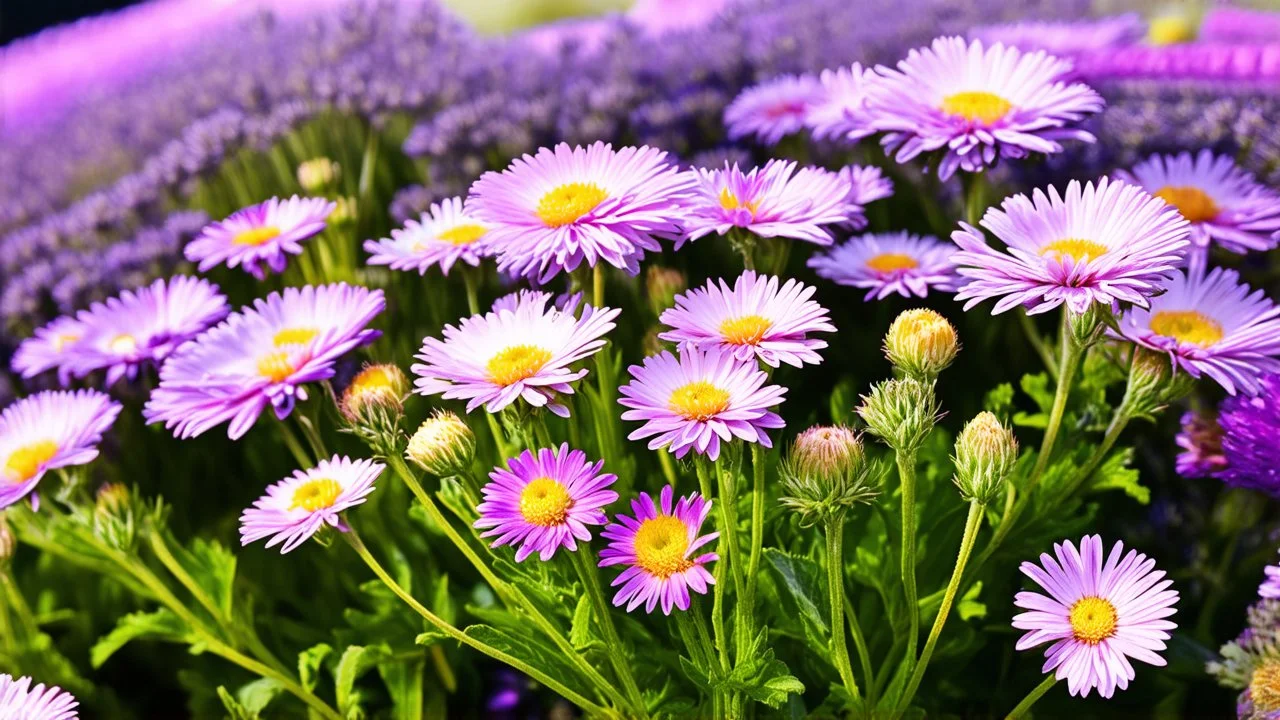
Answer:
[
  {"xmin": 952, "ymin": 412, "xmax": 1018, "ymax": 504},
  {"xmin": 1120, "ymin": 347, "xmax": 1197, "ymax": 420},
  {"xmin": 297, "ymin": 158, "xmax": 340, "ymax": 192},
  {"xmin": 857, "ymin": 377, "xmax": 940, "ymax": 452},
  {"xmin": 407, "ymin": 411, "xmax": 476, "ymax": 477},
  {"xmin": 0, "ymin": 519, "xmax": 13, "ymax": 566},
  {"xmin": 645, "ymin": 266, "xmax": 687, "ymax": 317},
  {"xmin": 883, "ymin": 309, "xmax": 958, "ymax": 380},
  {"xmin": 780, "ymin": 425, "xmax": 879, "ymax": 525},
  {"xmin": 96, "ymin": 482, "xmax": 131, "ymax": 514},
  {"xmin": 331, "ymin": 196, "xmax": 358, "ymax": 226},
  {"xmin": 340, "ymin": 364, "xmax": 407, "ymax": 423}
]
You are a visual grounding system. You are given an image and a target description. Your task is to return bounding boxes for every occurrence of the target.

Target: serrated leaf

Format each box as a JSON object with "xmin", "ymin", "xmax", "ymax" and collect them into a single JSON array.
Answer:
[
  {"xmin": 298, "ymin": 643, "xmax": 333, "ymax": 693},
  {"xmin": 463, "ymin": 625, "xmax": 595, "ymax": 701},
  {"xmin": 1085, "ymin": 448, "xmax": 1149, "ymax": 504},
  {"xmin": 569, "ymin": 593, "xmax": 593, "ymax": 649},
  {"xmin": 237, "ymin": 678, "xmax": 283, "ymax": 713},
  {"xmin": 983, "ymin": 382, "xmax": 1015, "ymax": 416},
  {"xmin": 335, "ymin": 645, "xmax": 389, "ymax": 716},
  {"xmin": 957, "ymin": 581, "xmax": 986, "ymax": 621},
  {"xmin": 679, "ymin": 655, "xmax": 712, "ymax": 691},
  {"xmin": 720, "ymin": 631, "xmax": 804, "ymax": 709},
  {"xmin": 217, "ymin": 686, "xmax": 256, "ymax": 720},
  {"xmin": 764, "ymin": 549, "xmax": 828, "ymax": 634},
  {"xmin": 829, "ymin": 378, "xmax": 857, "ymax": 426},
  {"xmin": 379, "ymin": 656, "xmax": 426, "ymax": 720},
  {"xmin": 91, "ymin": 609, "xmax": 190, "ymax": 668}
]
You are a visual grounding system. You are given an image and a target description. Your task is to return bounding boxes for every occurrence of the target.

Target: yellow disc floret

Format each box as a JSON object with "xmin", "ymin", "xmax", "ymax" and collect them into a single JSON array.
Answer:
[
  {"xmin": 233, "ymin": 226, "xmax": 283, "ymax": 246},
  {"xmin": 519, "ymin": 477, "xmax": 573, "ymax": 527},
  {"xmin": 634, "ymin": 515, "xmax": 694, "ymax": 579},
  {"xmin": 487, "ymin": 345, "xmax": 553, "ymax": 386},
  {"xmin": 719, "ymin": 314, "xmax": 773, "ymax": 346},
  {"xmin": 1069, "ymin": 596, "xmax": 1118, "ymax": 645},
  {"xmin": 668, "ymin": 381, "xmax": 731, "ymax": 421},
  {"xmin": 1040, "ymin": 238, "xmax": 1109, "ymax": 262},
  {"xmin": 536, "ymin": 183, "xmax": 608, "ymax": 227},
  {"xmin": 4, "ymin": 440, "xmax": 59, "ymax": 483},
  {"xmin": 1154, "ymin": 186, "xmax": 1219, "ymax": 223},
  {"xmin": 941, "ymin": 91, "xmax": 1013, "ymax": 124},
  {"xmin": 1150, "ymin": 310, "xmax": 1224, "ymax": 348},
  {"xmin": 289, "ymin": 478, "xmax": 343, "ymax": 512}
]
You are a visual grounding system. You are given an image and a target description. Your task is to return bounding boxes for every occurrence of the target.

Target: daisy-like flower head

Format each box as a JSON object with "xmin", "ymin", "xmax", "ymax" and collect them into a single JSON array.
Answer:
[
  {"xmin": 412, "ymin": 291, "xmax": 619, "ymax": 418},
  {"xmin": 724, "ymin": 74, "xmax": 825, "ymax": 146},
  {"xmin": 468, "ymin": 142, "xmax": 694, "ymax": 283},
  {"xmin": 11, "ymin": 315, "xmax": 88, "ymax": 384},
  {"xmin": 618, "ymin": 345, "xmax": 786, "ymax": 460},
  {"xmin": 240, "ymin": 455, "xmax": 383, "ymax": 554},
  {"xmin": 953, "ymin": 178, "xmax": 1190, "ymax": 315},
  {"xmin": 679, "ymin": 160, "xmax": 854, "ymax": 247},
  {"xmin": 1113, "ymin": 267, "xmax": 1280, "ymax": 396},
  {"xmin": 185, "ymin": 195, "xmax": 336, "ymax": 280},
  {"xmin": 145, "ymin": 284, "xmax": 384, "ymax": 440},
  {"xmin": 1261, "ymin": 559, "xmax": 1280, "ymax": 601},
  {"xmin": 0, "ymin": 390, "xmax": 121, "ymax": 511},
  {"xmin": 658, "ymin": 270, "xmax": 834, "ymax": 368},
  {"xmin": 808, "ymin": 231, "xmax": 960, "ymax": 301},
  {"xmin": 364, "ymin": 196, "xmax": 493, "ymax": 276},
  {"xmin": 839, "ymin": 164, "xmax": 895, "ymax": 230},
  {"xmin": 473, "ymin": 443, "xmax": 618, "ymax": 562},
  {"xmin": 598, "ymin": 485, "xmax": 718, "ymax": 614},
  {"xmin": 0, "ymin": 674, "xmax": 79, "ymax": 720},
  {"xmin": 1012, "ymin": 534, "xmax": 1179, "ymax": 699},
  {"xmin": 804, "ymin": 64, "xmax": 876, "ymax": 143},
  {"xmin": 864, "ymin": 36, "xmax": 1105, "ymax": 180}
]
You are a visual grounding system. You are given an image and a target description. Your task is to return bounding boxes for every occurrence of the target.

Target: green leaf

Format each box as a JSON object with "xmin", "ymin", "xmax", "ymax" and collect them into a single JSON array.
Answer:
[
  {"xmin": 720, "ymin": 631, "xmax": 804, "ymax": 709},
  {"xmin": 298, "ymin": 643, "xmax": 333, "ymax": 693},
  {"xmin": 764, "ymin": 549, "xmax": 828, "ymax": 634},
  {"xmin": 464, "ymin": 625, "xmax": 595, "ymax": 701},
  {"xmin": 414, "ymin": 630, "xmax": 449, "ymax": 647},
  {"xmin": 569, "ymin": 593, "xmax": 594, "ymax": 650},
  {"xmin": 335, "ymin": 645, "xmax": 389, "ymax": 717},
  {"xmin": 237, "ymin": 678, "xmax": 284, "ymax": 713},
  {"xmin": 216, "ymin": 686, "xmax": 256, "ymax": 720},
  {"xmin": 184, "ymin": 537, "xmax": 238, "ymax": 616},
  {"xmin": 1086, "ymin": 448, "xmax": 1150, "ymax": 505},
  {"xmin": 983, "ymin": 383, "xmax": 1014, "ymax": 417},
  {"xmin": 91, "ymin": 609, "xmax": 190, "ymax": 668},
  {"xmin": 829, "ymin": 377, "xmax": 857, "ymax": 426},
  {"xmin": 433, "ymin": 575, "xmax": 456, "ymax": 627},
  {"xmin": 957, "ymin": 581, "xmax": 986, "ymax": 621},
  {"xmin": 379, "ymin": 656, "xmax": 426, "ymax": 720}
]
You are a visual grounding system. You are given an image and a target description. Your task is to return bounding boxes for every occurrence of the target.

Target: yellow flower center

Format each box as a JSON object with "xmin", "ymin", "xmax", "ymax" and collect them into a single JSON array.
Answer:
[
  {"xmin": 3, "ymin": 440, "xmax": 59, "ymax": 483},
  {"xmin": 719, "ymin": 314, "xmax": 772, "ymax": 346},
  {"xmin": 273, "ymin": 327, "xmax": 319, "ymax": 347},
  {"xmin": 634, "ymin": 515, "xmax": 694, "ymax": 579},
  {"xmin": 232, "ymin": 226, "xmax": 283, "ymax": 246},
  {"xmin": 536, "ymin": 183, "xmax": 608, "ymax": 228},
  {"xmin": 109, "ymin": 334, "xmax": 138, "ymax": 354},
  {"xmin": 518, "ymin": 477, "xmax": 573, "ymax": 527},
  {"xmin": 1147, "ymin": 15, "xmax": 1195, "ymax": 46},
  {"xmin": 1069, "ymin": 596, "xmax": 1118, "ymax": 645},
  {"xmin": 668, "ymin": 381, "xmax": 731, "ymax": 421},
  {"xmin": 940, "ymin": 91, "xmax": 1013, "ymax": 124},
  {"xmin": 53, "ymin": 333, "xmax": 79, "ymax": 351},
  {"xmin": 1250, "ymin": 661, "xmax": 1280, "ymax": 713},
  {"xmin": 487, "ymin": 345, "xmax": 553, "ymax": 386},
  {"xmin": 1154, "ymin": 185, "xmax": 1219, "ymax": 223},
  {"xmin": 866, "ymin": 252, "xmax": 920, "ymax": 273},
  {"xmin": 1150, "ymin": 310, "xmax": 1224, "ymax": 347},
  {"xmin": 1040, "ymin": 238, "xmax": 1109, "ymax": 262},
  {"xmin": 435, "ymin": 223, "xmax": 488, "ymax": 246},
  {"xmin": 289, "ymin": 478, "xmax": 342, "ymax": 512},
  {"xmin": 718, "ymin": 188, "xmax": 760, "ymax": 217},
  {"xmin": 257, "ymin": 351, "xmax": 295, "ymax": 383},
  {"xmin": 350, "ymin": 366, "xmax": 398, "ymax": 395}
]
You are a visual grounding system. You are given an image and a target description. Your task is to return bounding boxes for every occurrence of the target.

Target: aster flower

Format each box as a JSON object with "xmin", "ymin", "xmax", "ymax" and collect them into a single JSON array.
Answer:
[
  {"xmin": 839, "ymin": 164, "xmax": 894, "ymax": 230},
  {"xmin": 1209, "ymin": 600, "xmax": 1280, "ymax": 718},
  {"xmin": 185, "ymin": 196, "xmax": 336, "ymax": 280},
  {"xmin": 618, "ymin": 345, "xmax": 785, "ymax": 460},
  {"xmin": 804, "ymin": 64, "xmax": 876, "ymax": 143},
  {"xmin": 1175, "ymin": 409, "xmax": 1227, "ymax": 478},
  {"xmin": 10, "ymin": 314, "xmax": 88, "ymax": 384},
  {"xmin": 724, "ymin": 74, "xmax": 824, "ymax": 146},
  {"xmin": 952, "ymin": 178, "xmax": 1190, "ymax": 315},
  {"xmin": 145, "ymin": 284, "xmax": 384, "ymax": 440},
  {"xmin": 1261, "ymin": 562, "xmax": 1280, "ymax": 601},
  {"xmin": 467, "ymin": 142, "xmax": 693, "ymax": 283},
  {"xmin": 0, "ymin": 674, "xmax": 79, "ymax": 719},
  {"xmin": 598, "ymin": 485, "xmax": 718, "ymax": 614},
  {"xmin": 658, "ymin": 271, "xmax": 834, "ymax": 368},
  {"xmin": 808, "ymin": 231, "xmax": 959, "ymax": 300},
  {"xmin": 678, "ymin": 160, "xmax": 854, "ymax": 247},
  {"xmin": 0, "ymin": 390, "xmax": 121, "ymax": 511},
  {"xmin": 1114, "ymin": 268, "xmax": 1280, "ymax": 396},
  {"xmin": 968, "ymin": 15, "xmax": 1143, "ymax": 57},
  {"xmin": 1216, "ymin": 374, "xmax": 1280, "ymax": 497},
  {"xmin": 1012, "ymin": 534, "xmax": 1178, "ymax": 698},
  {"xmin": 240, "ymin": 455, "xmax": 383, "ymax": 554},
  {"xmin": 474, "ymin": 444, "xmax": 618, "ymax": 562},
  {"xmin": 364, "ymin": 196, "xmax": 492, "ymax": 276},
  {"xmin": 864, "ymin": 36, "xmax": 1104, "ymax": 180},
  {"xmin": 412, "ymin": 291, "xmax": 618, "ymax": 417}
]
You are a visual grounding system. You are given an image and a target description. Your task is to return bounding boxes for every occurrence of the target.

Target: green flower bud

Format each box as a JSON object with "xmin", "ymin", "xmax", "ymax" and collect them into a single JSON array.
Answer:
[
  {"xmin": 779, "ymin": 425, "xmax": 879, "ymax": 525},
  {"xmin": 952, "ymin": 412, "xmax": 1018, "ymax": 504},
  {"xmin": 297, "ymin": 158, "xmax": 340, "ymax": 192},
  {"xmin": 1119, "ymin": 347, "xmax": 1197, "ymax": 420},
  {"xmin": 883, "ymin": 309, "xmax": 958, "ymax": 380},
  {"xmin": 0, "ymin": 519, "xmax": 14, "ymax": 567},
  {"xmin": 93, "ymin": 483, "xmax": 136, "ymax": 551},
  {"xmin": 407, "ymin": 411, "xmax": 476, "ymax": 477},
  {"xmin": 645, "ymin": 266, "xmax": 687, "ymax": 317},
  {"xmin": 330, "ymin": 195, "xmax": 358, "ymax": 226},
  {"xmin": 857, "ymin": 377, "xmax": 940, "ymax": 453},
  {"xmin": 341, "ymin": 364, "xmax": 407, "ymax": 423}
]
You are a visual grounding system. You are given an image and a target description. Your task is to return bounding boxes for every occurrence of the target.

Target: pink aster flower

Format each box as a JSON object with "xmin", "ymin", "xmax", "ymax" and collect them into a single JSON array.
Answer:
[
  {"xmin": 598, "ymin": 485, "xmax": 718, "ymax": 615},
  {"xmin": 808, "ymin": 231, "xmax": 960, "ymax": 300},
  {"xmin": 724, "ymin": 74, "xmax": 824, "ymax": 146},
  {"xmin": 1012, "ymin": 535, "xmax": 1179, "ymax": 699},
  {"xmin": 185, "ymin": 195, "xmax": 335, "ymax": 280},
  {"xmin": 240, "ymin": 455, "xmax": 383, "ymax": 554},
  {"xmin": 1261, "ymin": 559, "xmax": 1280, "ymax": 600},
  {"xmin": 952, "ymin": 178, "xmax": 1190, "ymax": 315},
  {"xmin": 658, "ymin": 271, "xmax": 834, "ymax": 368},
  {"xmin": 839, "ymin": 164, "xmax": 894, "ymax": 230},
  {"xmin": 0, "ymin": 674, "xmax": 79, "ymax": 720},
  {"xmin": 618, "ymin": 345, "xmax": 786, "ymax": 460},
  {"xmin": 804, "ymin": 64, "xmax": 876, "ymax": 143},
  {"xmin": 412, "ymin": 291, "xmax": 619, "ymax": 418},
  {"xmin": 145, "ymin": 284, "xmax": 384, "ymax": 440},
  {"xmin": 473, "ymin": 444, "xmax": 618, "ymax": 562},
  {"xmin": 11, "ymin": 315, "xmax": 87, "ymax": 384},
  {"xmin": 678, "ymin": 160, "xmax": 854, "ymax": 247},
  {"xmin": 1175, "ymin": 409, "xmax": 1226, "ymax": 478},
  {"xmin": 864, "ymin": 36, "xmax": 1104, "ymax": 180},
  {"xmin": 1113, "ymin": 267, "xmax": 1280, "ymax": 396},
  {"xmin": 0, "ymin": 390, "xmax": 121, "ymax": 511},
  {"xmin": 364, "ymin": 196, "xmax": 492, "ymax": 276},
  {"xmin": 968, "ymin": 15, "xmax": 1143, "ymax": 58},
  {"xmin": 468, "ymin": 142, "xmax": 694, "ymax": 283}
]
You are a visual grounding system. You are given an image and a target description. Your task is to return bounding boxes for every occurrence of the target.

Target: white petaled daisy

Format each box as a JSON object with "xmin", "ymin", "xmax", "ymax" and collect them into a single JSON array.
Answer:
[
  {"xmin": 364, "ymin": 196, "xmax": 493, "ymax": 276},
  {"xmin": 807, "ymin": 231, "xmax": 960, "ymax": 300},
  {"xmin": 185, "ymin": 196, "xmax": 336, "ymax": 280},
  {"xmin": 240, "ymin": 455, "xmax": 383, "ymax": 554},
  {"xmin": 0, "ymin": 390, "xmax": 121, "ymax": 511}
]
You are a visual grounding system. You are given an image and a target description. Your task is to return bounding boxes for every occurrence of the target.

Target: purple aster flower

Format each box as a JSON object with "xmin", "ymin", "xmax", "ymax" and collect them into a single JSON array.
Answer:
[
  {"xmin": 474, "ymin": 444, "xmax": 618, "ymax": 562},
  {"xmin": 185, "ymin": 196, "xmax": 336, "ymax": 280},
  {"xmin": 598, "ymin": 485, "xmax": 718, "ymax": 614},
  {"xmin": 468, "ymin": 142, "xmax": 694, "ymax": 283},
  {"xmin": 724, "ymin": 74, "xmax": 824, "ymax": 146},
  {"xmin": 0, "ymin": 674, "xmax": 79, "ymax": 719},
  {"xmin": 1216, "ymin": 374, "xmax": 1280, "ymax": 496},
  {"xmin": 804, "ymin": 64, "xmax": 876, "ymax": 143},
  {"xmin": 11, "ymin": 314, "xmax": 88, "ymax": 385},
  {"xmin": 1012, "ymin": 535, "xmax": 1179, "ymax": 699},
  {"xmin": 864, "ymin": 36, "xmax": 1104, "ymax": 180},
  {"xmin": 0, "ymin": 390, "xmax": 121, "ymax": 511},
  {"xmin": 1175, "ymin": 409, "xmax": 1227, "ymax": 479},
  {"xmin": 1074, "ymin": 42, "xmax": 1280, "ymax": 84},
  {"xmin": 1200, "ymin": 7, "xmax": 1280, "ymax": 44},
  {"xmin": 968, "ymin": 14, "xmax": 1143, "ymax": 57},
  {"xmin": 618, "ymin": 345, "xmax": 786, "ymax": 460},
  {"xmin": 240, "ymin": 455, "xmax": 383, "ymax": 554},
  {"xmin": 1261, "ymin": 561, "xmax": 1280, "ymax": 601},
  {"xmin": 953, "ymin": 178, "xmax": 1190, "ymax": 315},
  {"xmin": 658, "ymin": 270, "xmax": 834, "ymax": 368},
  {"xmin": 364, "ymin": 196, "xmax": 492, "ymax": 276},
  {"xmin": 412, "ymin": 292, "xmax": 619, "ymax": 418},
  {"xmin": 839, "ymin": 164, "xmax": 894, "ymax": 230},
  {"xmin": 808, "ymin": 231, "xmax": 959, "ymax": 300},
  {"xmin": 145, "ymin": 284, "xmax": 384, "ymax": 440}
]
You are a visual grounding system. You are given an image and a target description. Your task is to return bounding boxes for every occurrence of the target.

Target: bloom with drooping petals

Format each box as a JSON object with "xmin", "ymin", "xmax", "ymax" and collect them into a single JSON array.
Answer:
[
  {"xmin": 468, "ymin": 142, "xmax": 693, "ymax": 283},
  {"xmin": 658, "ymin": 271, "xmax": 834, "ymax": 368},
  {"xmin": 240, "ymin": 455, "xmax": 383, "ymax": 553},
  {"xmin": 1216, "ymin": 374, "xmax": 1280, "ymax": 497},
  {"xmin": 598, "ymin": 485, "xmax": 718, "ymax": 614},
  {"xmin": 145, "ymin": 284, "xmax": 384, "ymax": 440},
  {"xmin": 968, "ymin": 14, "xmax": 1143, "ymax": 57},
  {"xmin": 839, "ymin": 164, "xmax": 894, "ymax": 230},
  {"xmin": 0, "ymin": 674, "xmax": 79, "ymax": 719},
  {"xmin": 953, "ymin": 178, "xmax": 1190, "ymax": 315},
  {"xmin": 0, "ymin": 390, "xmax": 121, "ymax": 511},
  {"xmin": 1012, "ymin": 534, "xmax": 1179, "ymax": 698},
  {"xmin": 11, "ymin": 315, "xmax": 88, "ymax": 384},
  {"xmin": 185, "ymin": 196, "xmax": 335, "ymax": 280},
  {"xmin": 412, "ymin": 292, "xmax": 618, "ymax": 418},
  {"xmin": 724, "ymin": 74, "xmax": 824, "ymax": 146},
  {"xmin": 808, "ymin": 231, "xmax": 959, "ymax": 300},
  {"xmin": 619, "ymin": 345, "xmax": 786, "ymax": 460},
  {"xmin": 864, "ymin": 36, "xmax": 1104, "ymax": 180},
  {"xmin": 805, "ymin": 64, "xmax": 876, "ymax": 143},
  {"xmin": 364, "ymin": 196, "xmax": 492, "ymax": 276},
  {"xmin": 1175, "ymin": 409, "xmax": 1227, "ymax": 478},
  {"xmin": 474, "ymin": 444, "xmax": 618, "ymax": 562}
]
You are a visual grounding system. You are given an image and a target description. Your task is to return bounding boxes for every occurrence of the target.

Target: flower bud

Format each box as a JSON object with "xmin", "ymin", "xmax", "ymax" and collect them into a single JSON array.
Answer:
[
  {"xmin": 330, "ymin": 195, "xmax": 358, "ymax": 226},
  {"xmin": 779, "ymin": 425, "xmax": 879, "ymax": 525},
  {"xmin": 1120, "ymin": 347, "xmax": 1197, "ymax": 420},
  {"xmin": 645, "ymin": 266, "xmax": 686, "ymax": 316},
  {"xmin": 792, "ymin": 425, "xmax": 865, "ymax": 480},
  {"xmin": 0, "ymin": 519, "xmax": 14, "ymax": 566},
  {"xmin": 96, "ymin": 482, "xmax": 131, "ymax": 514},
  {"xmin": 340, "ymin": 364, "xmax": 407, "ymax": 423},
  {"xmin": 857, "ymin": 377, "xmax": 940, "ymax": 453},
  {"xmin": 93, "ymin": 483, "xmax": 136, "ymax": 551},
  {"xmin": 297, "ymin": 158, "xmax": 340, "ymax": 192},
  {"xmin": 952, "ymin": 412, "xmax": 1018, "ymax": 504},
  {"xmin": 883, "ymin": 309, "xmax": 958, "ymax": 380},
  {"xmin": 407, "ymin": 411, "xmax": 476, "ymax": 477}
]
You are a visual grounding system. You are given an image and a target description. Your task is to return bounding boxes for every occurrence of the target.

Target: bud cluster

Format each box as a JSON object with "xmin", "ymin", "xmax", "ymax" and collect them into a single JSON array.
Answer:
[
  {"xmin": 857, "ymin": 377, "xmax": 940, "ymax": 453},
  {"xmin": 883, "ymin": 309, "xmax": 958, "ymax": 380},
  {"xmin": 407, "ymin": 411, "xmax": 477, "ymax": 477},
  {"xmin": 779, "ymin": 425, "xmax": 879, "ymax": 525},
  {"xmin": 952, "ymin": 412, "xmax": 1019, "ymax": 504}
]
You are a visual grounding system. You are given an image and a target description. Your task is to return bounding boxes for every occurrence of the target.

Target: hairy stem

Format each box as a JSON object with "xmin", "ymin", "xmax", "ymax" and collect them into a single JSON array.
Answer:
[
  {"xmin": 897, "ymin": 449, "xmax": 920, "ymax": 677},
  {"xmin": 825, "ymin": 517, "xmax": 860, "ymax": 701}
]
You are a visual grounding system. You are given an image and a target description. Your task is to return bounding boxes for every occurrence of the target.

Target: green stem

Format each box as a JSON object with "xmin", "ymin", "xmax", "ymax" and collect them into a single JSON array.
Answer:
[
  {"xmin": 897, "ymin": 449, "xmax": 920, "ymax": 675},
  {"xmin": 209, "ymin": 641, "xmax": 344, "ymax": 720},
  {"xmin": 295, "ymin": 414, "xmax": 329, "ymax": 463},
  {"xmin": 1060, "ymin": 409, "xmax": 1131, "ymax": 500},
  {"xmin": 484, "ymin": 412, "xmax": 510, "ymax": 460},
  {"xmin": 571, "ymin": 547, "xmax": 648, "ymax": 718},
  {"xmin": 1017, "ymin": 312, "xmax": 1058, "ymax": 379},
  {"xmin": 462, "ymin": 267, "xmax": 481, "ymax": 316},
  {"xmin": 690, "ymin": 597, "xmax": 724, "ymax": 717},
  {"xmin": 743, "ymin": 445, "xmax": 766, "ymax": 647},
  {"xmin": 824, "ymin": 517, "xmax": 861, "ymax": 701},
  {"xmin": 843, "ymin": 594, "xmax": 876, "ymax": 706},
  {"xmin": 962, "ymin": 172, "xmax": 988, "ymax": 227},
  {"xmin": 695, "ymin": 459, "xmax": 730, "ymax": 675},
  {"xmin": 592, "ymin": 262, "xmax": 606, "ymax": 310},
  {"xmin": 277, "ymin": 421, "xmax": 314, "ymax": 467},
  {"xmin": 357, "ymin": 120, "xmax": 379, "ymax": 201},
  {"xmin": 1004, "ymin": 675, "xmax": 1059, "ymax": 719},
  {"xmin": 657, "ymin": 450, "xmax": 679, "ymax": 488}
]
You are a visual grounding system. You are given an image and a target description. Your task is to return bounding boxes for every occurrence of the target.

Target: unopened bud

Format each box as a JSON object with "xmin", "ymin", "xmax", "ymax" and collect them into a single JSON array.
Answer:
[
  {"xmin": 297, "ymin": 158, "xmax": 340, "ymax": 192},
  {"xmin": 92, "ymin": 483, "xmax": 136, "ymax": 551},
  {"xmin": 884, "ymin": 309, "xmax": 958, "ymax": 380},
  {"xmin": 857, "ymin": 377, "xmax": 940, "ymax": 452},
  {"xmin": 341, "ymin": 364, "xmax": 407, "ymax": 423},
  {"xmin": 0, "ymin": 520, "xmax": 14, "ymax": 565},
  {"xmin": 96, "ymin": 483, "xmax": 130, "ymax": 514},
  {"xmin": 407, "ymin": 411, "xmax": 476, "ymax": 477},
  {"xmin": 1121, "ymin": 348, "xmax": 1197, "ymax": 420},
  {"xmin": 792, "ymin": 425, "xmax": 865, "ymax": 480},
  {"xmin": 780, "ymin": 425, "xmax": 878, "ymax": 525},
  {"xmin": 645, "ymin": 266, "xmax": 687, "ymax": 317},
  {"xmin": 953, "ymin": 412, "xmax": 1018, "ymax": 504}
]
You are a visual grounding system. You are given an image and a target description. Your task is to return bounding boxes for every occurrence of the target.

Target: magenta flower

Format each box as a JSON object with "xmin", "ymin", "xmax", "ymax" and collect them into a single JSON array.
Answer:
[
  {"xmin": 808, "ymin": 231, "xmax": 959, "ymax": 300},
  {"xmin": 1261, "ymin": 560, "xmax": 1280, "ymax": 600},
  {"xmin": 804, "ymin": 64, "xmax": 876, "ymax": 143},
  {"xmin": 240, "ymin": 455, "xmax": 383, "ymax": 554},
  {"xmin": 1013, "ymin": 535, "xmax": 1178, "ymax": 698},
  {"xmin": 474, "ymin": 444, "xmax": 618, "ymax": 562},
  {"xmin": 968, "ymin": 15, "xmax": 1143, "ymax": 57},
  {"xmin": 0, "ymin": 674, "xmax": 79, "ymax": 720},
  {"xmin": 10, "ymin": 315, "xmax": 88, "ymax": 385},
  {"xmin": 599, "ymin": 485, "xmax": 718, "ymax": 614},
  {"xmin": 364, "ymin": 196, "xmax": 492, "ymax": 276},
  {"xmin": 839, "ymin": 164, "xmax": 894, "ymax": 230},
  {"xmin": 0, "ymin": 390, "xmax": 121, "ymax": 511},
  {"xmin": 185, "ymin": 196, "xmax": 335, "ymax": 280},
  {"xmin": 724, "ymin": 74, "xmax": 824, "ymax": 146},
  {"xmin": 619, "ymin": 345, "xmax": 786, "ymax": 460}
]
